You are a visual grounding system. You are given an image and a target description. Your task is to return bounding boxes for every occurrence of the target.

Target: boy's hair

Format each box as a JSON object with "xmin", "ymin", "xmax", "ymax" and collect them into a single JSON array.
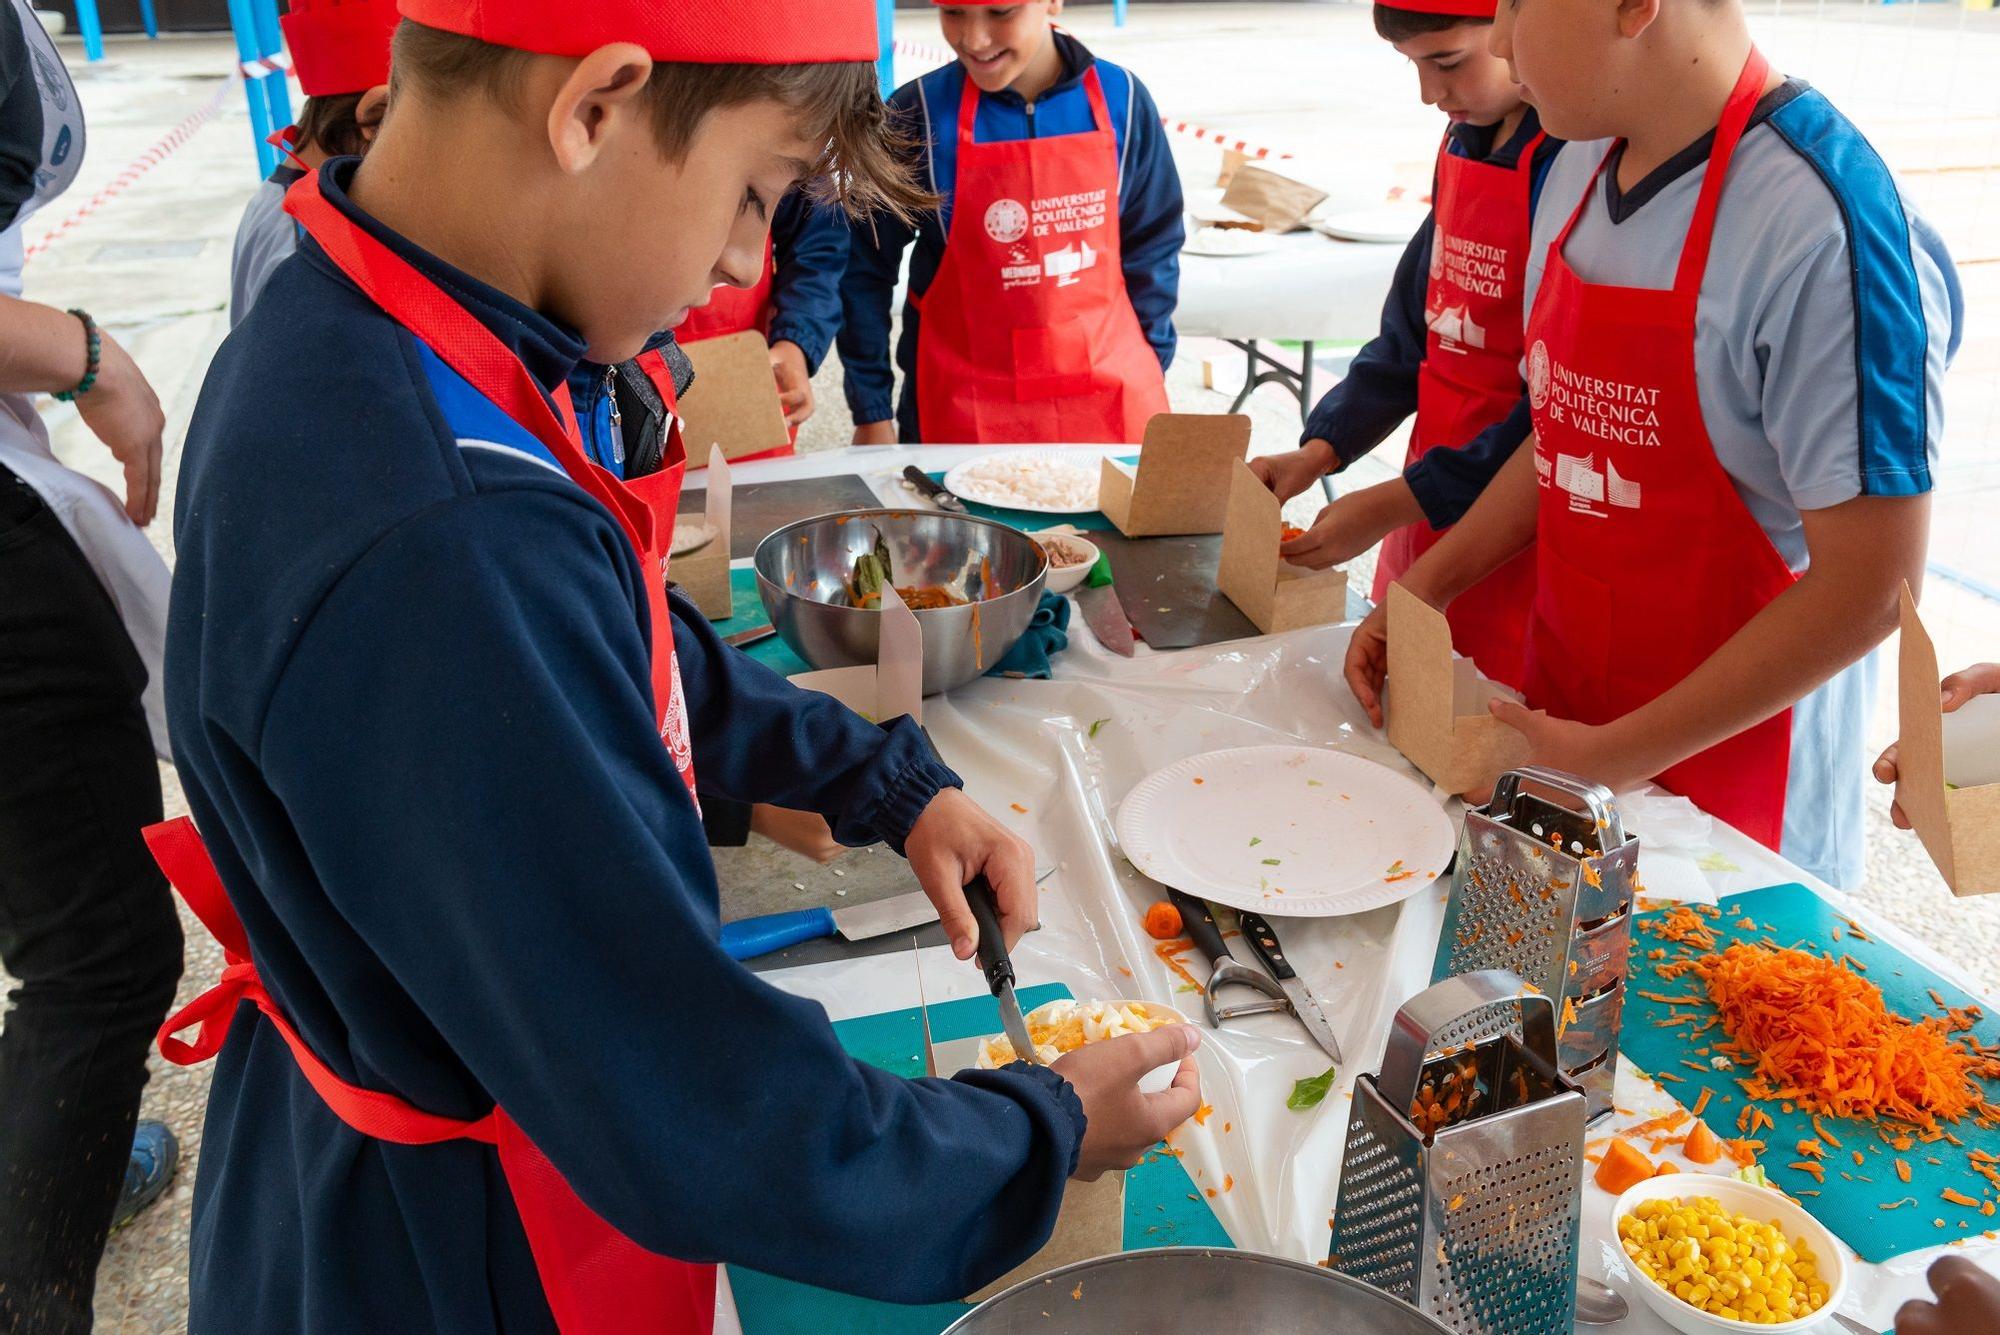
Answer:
[
  {"xmin": 1371, "ymin": 5, "xmax": 1492, "ymax": 42},
  {"xmin": 296, "ymin": 92, "xmax": 373, "ymax": 160},
  {"xmin": 391, "ymin": 21, "xmax": 931, "ymax": 221}
]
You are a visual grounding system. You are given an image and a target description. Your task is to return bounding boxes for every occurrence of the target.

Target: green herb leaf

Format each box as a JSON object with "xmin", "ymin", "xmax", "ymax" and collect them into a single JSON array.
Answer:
[
  {"xmin": 1261, "ymin": 857, "xmax": 1282, "ymax": 866},
  {"xmin": 1249, "ymin": 837, "xmax": 1262, "ymax": 847},
  {"xmin": 1306, "ymin": 779, "xmax": 1324, "ymax": 788},
  {"xmin": 1288, "ymin": 1066, "xmax": 1338, "ymax": 1112},
  {"xmin": 1089, "ymin": 718, "xmax": 1110, "ymax": 738}
]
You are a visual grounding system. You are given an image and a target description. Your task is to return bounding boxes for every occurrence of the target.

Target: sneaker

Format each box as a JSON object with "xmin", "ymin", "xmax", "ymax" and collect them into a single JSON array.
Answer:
[{"xmin": 111, "ymin": 1120, "xmax": 179, "ymax": 1230}]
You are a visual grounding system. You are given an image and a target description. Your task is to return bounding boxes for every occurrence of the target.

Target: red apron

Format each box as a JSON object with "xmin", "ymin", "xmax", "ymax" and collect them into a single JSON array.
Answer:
[
  {"xmin": 914, "ymin": 68, "xmax": 1169, "ymax": 444},
  {"xmin": 1521, "ymin": 50, "xmax": 1792, "ymax": 851},
  {"xmin": 674, "ymin": 237, "xmax": 798, "ymax": 460},
  {"xmin": 1372, "ymin": 128, "xmax": 1545, "ymax": 690},
  {"xmin": 144, "ymin": 169, "xmax": 716, "ymax": 1334}
]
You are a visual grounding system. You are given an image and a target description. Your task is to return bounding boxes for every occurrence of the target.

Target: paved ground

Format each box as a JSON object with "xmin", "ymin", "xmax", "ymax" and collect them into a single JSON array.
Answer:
[{"xmin": 3, "ymin": 3, "xmax": 1999, "ymax": 1328}]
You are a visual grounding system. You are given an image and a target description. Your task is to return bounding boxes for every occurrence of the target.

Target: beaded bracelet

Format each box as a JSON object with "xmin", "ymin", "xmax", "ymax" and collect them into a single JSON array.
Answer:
[{"xmin": 53, "ymin": 309, "xmax": 100, "ymax": 402}]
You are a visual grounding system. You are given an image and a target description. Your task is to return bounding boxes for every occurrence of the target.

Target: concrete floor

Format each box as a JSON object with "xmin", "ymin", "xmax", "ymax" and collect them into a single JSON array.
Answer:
[{"xmin": 5, "ymin": 3, "xmax": 2000, "ymax": 1328}]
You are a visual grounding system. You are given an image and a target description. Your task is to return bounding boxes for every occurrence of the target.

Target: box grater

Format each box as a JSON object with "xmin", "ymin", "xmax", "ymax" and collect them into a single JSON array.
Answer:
[
  {"xmin": 1430, "ymin": 766, "xmax": 1637, "ymax": 1121},
  {"xmin": 1329, "ymin": 971, "xmax": 1586, "ymax": 1335}
]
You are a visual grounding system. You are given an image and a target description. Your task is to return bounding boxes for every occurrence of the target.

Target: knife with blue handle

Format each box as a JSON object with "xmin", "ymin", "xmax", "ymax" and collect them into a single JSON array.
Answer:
[{"xmin": 721, "ymin": 891, "xmax": 938, "ymax": 961}]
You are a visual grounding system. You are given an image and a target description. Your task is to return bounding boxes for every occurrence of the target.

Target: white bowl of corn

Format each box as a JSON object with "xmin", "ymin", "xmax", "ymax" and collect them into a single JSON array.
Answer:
[{"xmin": 1611, "ymin": 1174, "xmax": 1848, "ymax": 1333}]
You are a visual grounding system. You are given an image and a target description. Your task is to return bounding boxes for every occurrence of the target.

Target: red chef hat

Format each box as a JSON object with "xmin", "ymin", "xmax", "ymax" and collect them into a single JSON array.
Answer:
[
  {"xmin": 395, "ymin": 0, "xmax": 881, "ymax": 63},
  {"xmin": 282, "ymin": 0, "xmax": 399, "ymax": 97},
  {"xmin": 1374, "ymin": 0, "xmax": 1498, "ymax": 15}
]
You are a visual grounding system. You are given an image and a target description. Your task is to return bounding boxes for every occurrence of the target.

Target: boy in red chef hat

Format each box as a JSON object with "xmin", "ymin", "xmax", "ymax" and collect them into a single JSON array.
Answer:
[
  {"xmin": 839, "ymin": 0, "xmax": 1185, "ymax": 445},
  {"xmin": 1251, "ymin": 0, "xmax": 1561, "ymax": 691},
  {"xmin": 1345, "ymin": 0, "xmax": 1962, "ymax": 891},
  {"xmin": 228, "ymin": 0, "xmax": 396, "ymax": 324},
  {"xmin": 164, "ymin": 3, "xmax": 1202, "ymax": 1330}
]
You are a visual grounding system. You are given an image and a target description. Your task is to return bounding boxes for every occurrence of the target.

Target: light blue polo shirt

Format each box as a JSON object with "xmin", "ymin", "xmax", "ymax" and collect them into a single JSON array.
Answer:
[{"xmin": 1525, "ymin": 80, "xmax": 1964, "ymax": 889}]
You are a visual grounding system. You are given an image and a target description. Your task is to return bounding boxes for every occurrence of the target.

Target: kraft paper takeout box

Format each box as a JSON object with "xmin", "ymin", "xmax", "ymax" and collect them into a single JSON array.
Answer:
[
  {"xmin": 1099, "ymin": 413, "xmax": 1251, "ymax": 537},
  {"xmin": 789, "ymin": 585, "xmax": 923, "ymax": 728},
  {"xmin": 1895, "ymin": 584, "xmax": 2000, "ymax": 897},
  {"xmin": 1217, "ymin": 461, "xmax": 1347, "ymax": 635},
  {"xmin": 672, "ymin": 447, "xmax": 732, "ymax": 620},
  {"xmin": 1219, "ymin": 163, "xmax": 1327, "ymax": 233},
  {"xmin": 675, "ymin": 329, "xmax": 790, "ymax": 463},
  {"xmin": 1386, "ymin": 582, "xmax": 1531, "ymax": 794}
]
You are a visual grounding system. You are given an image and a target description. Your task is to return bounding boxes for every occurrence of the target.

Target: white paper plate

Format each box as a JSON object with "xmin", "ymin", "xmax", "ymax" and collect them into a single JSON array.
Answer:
[
  {"xmin": 1115, "ymin": 745, "xmax": 1454, "ymax": 917},
  {"xmin": 1183, "ymin": 227, "xmax": 1280, "ymax": 258},
  {"xmin": 1186, "ymin": 200, "xmax": 1263, "ymax": 229},
  {"xmin": 1312, "ymin": 207, "xmax": 1428, "ymax": 244},
  {"xmin": 941, "ymin": 449, "xmax": 1103, "ymax": 515}
]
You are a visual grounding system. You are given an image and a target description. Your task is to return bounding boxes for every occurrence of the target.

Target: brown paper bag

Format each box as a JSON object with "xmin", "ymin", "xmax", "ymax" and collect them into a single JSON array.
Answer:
[{"xmin": 1220, "ymin": 164, "xmax": 1327, "ymax": 234}]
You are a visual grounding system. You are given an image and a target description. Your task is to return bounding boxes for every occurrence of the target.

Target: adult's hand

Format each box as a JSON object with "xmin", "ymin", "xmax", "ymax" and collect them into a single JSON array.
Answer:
[
  {"xmin": 75, "ymin": 330, "xmax": 165, "ymax": 527},
  {"xmin": 903, "ymin": 787, "xmax": 1036, "ymax": 960},
  {"xmin": 1052, "ymin": 1025, "xmax": 1202, "ymax": 1180}
]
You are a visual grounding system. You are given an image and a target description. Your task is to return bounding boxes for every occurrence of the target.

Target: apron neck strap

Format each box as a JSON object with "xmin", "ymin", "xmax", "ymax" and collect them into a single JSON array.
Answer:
[
  {"xmin": 1672, "ymin": 48, "xmax": 1771, "ymax": 295},
  {"xmin": 280, "ymin": 169, "xmax": 653, "ymax": 554},
  {"xmin": 956, "ymin": 63, "xmax": 1110, "ymax": 148}
]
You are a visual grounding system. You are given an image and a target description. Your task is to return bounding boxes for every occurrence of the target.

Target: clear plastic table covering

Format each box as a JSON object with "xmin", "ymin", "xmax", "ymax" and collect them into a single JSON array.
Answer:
[{"xmin": 718, "ymin": 552, "xmax": 1994, "ymax": 1334}]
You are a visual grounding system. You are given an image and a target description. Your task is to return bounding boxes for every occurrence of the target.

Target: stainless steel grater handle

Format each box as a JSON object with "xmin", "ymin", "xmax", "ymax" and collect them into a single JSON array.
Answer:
[
  {"xmin": 1376, "ymin": 970, "xmax": 1559, "ymax": 1112},
  {"xmin": 1487, "ymin": 766, "xmax": 1626, "ymax": 849}
]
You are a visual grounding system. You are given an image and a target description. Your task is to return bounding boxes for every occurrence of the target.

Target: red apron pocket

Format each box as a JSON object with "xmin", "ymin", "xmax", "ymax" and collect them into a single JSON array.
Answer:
[{"xmin": 1010, "ymin": 319, "xmax": 1095, "ymax": 402}]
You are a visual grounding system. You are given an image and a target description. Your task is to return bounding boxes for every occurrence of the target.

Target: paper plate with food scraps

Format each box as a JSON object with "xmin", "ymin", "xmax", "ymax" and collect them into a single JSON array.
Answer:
[
  {"xmin": 941, "ymin": 449, "xmax": 1103, "ymax": 515},
  {"xmin": 1115, "ymin": 745, "xmax": 1454, "ymax": 916}
]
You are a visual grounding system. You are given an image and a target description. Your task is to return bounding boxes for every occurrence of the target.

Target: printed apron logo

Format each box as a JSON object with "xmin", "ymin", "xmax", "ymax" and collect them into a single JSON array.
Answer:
[
  {"xmin": 1528, "ymin": 340, "xmax": 1552, "ymax": 410},
  {"xmin": 984, "ymin": 199, "xmax": 1030, "ymax": 244}
]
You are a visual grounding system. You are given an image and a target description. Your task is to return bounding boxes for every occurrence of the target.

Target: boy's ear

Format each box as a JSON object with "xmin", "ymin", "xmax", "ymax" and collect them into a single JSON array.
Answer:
[
  {"xmin": 546, "ymin": 43, "xmax": 654, "ymax": 174},
  {"xmin": 357, "ymin": 84, "xmax": 389, "ymax": 144},
  {"xmin": 1614, "ymin": 0, "xmax": 1662, "ymax": 40}
]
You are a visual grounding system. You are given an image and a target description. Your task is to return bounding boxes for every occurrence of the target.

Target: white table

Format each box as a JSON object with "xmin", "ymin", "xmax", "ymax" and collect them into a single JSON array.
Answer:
[
  {"xmin": 713, "ymin": 446, "xmax": 1997, "ymax": 1334},
  {"xmin": 1174, "ymin": 228, "xmax": 1407, "ymax": 425}
]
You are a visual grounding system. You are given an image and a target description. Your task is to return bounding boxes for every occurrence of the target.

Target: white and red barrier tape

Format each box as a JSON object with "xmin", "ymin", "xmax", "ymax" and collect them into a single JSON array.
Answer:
[
  {"xmin": 24, "ymin": 75, "xmax": 235, "ymax": 263},
  {"xmin": 890, "ymin": 37, "xmax": 1295, "ymax": 162},
  {"xmin": 238, "ymin": 51, "xmax": 291, "ymax": 81}
]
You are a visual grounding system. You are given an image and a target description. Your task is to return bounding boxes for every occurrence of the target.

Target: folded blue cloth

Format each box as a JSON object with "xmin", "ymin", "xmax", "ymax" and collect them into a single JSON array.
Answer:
[{"xmin": 986, "ymin": 591, "xmax": 1070, "ymax": 679}]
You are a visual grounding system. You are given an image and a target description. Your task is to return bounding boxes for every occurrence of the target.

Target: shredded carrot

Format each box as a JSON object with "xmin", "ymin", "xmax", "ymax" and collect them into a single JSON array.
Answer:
[
  {"xmin": 1854, "ymin": 1150, "xmax": 1867, "ymax": 1167},
  {"xmin": 1154, "ymin": 939, "xmax": 1201, "ymax": 989},
  {"xmin": 1691, "ymin": 1088, "xmax": 1713, "ymax": 1118},
  {"xmin": 1788, "ymin": 1160, "xmax": 1827, "ymax": 1183},
  {"xmin": 1882, "ymin": 1197, "xmax": 1918, "ymax": 1210},
  {"xmin": 1192, "ymin": 1103, "xmax": 1213, "ymax": 1126},
  {"xmin": 1223, "ymin": 1175, "xmax": 1234, "ymax": 1193},
  {"xmin": 1943, "ymin": 1188, "xmax": 1983, "ymax": 1208},
  {"xmin": 1656, "ymin": 943, "xmax": 2000, "ymax": 1133},
  {"xmin": 1795, "ymin": 1140, "xmax": 1825, "ymax": 1160}
]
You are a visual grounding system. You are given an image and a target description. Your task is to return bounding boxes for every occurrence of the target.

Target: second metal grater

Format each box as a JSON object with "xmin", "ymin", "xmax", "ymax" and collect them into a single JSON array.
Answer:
[
  {"xmin": 1329, "ymin": 970, "xmax": 1587, "ymax": 1335},
  {"xmin": 1429, "ymin": 767, "xmax": 1638, "ymax": 1121}
]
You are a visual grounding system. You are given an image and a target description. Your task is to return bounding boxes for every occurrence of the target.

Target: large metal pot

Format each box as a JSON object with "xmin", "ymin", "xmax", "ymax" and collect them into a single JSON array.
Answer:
[
  {"xmin": 753, "ymin": 509, "xmax": 1049, "ymax": 695},
  {"xmin": 944, "ymin": 1248, "xmax": 1454, "ymax": 1333}
]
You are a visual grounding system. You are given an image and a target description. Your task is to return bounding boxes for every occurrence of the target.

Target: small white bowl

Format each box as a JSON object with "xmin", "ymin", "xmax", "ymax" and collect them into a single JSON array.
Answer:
[
  {"xmin": 1610, "ymin": 1174, "xmax": 1849, "ymax": 1335},
  {"xmin": 975, "ymin": 998, "xmax": 1191, "ymax": 1093},
  {"xmin": 1038, "ymin": 532, "xmax": 1100, "ymax": 595}
]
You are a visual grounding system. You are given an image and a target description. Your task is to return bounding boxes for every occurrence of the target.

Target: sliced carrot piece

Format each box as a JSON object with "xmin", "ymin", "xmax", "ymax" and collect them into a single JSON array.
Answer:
[{"xmin": 1594, "ymin": 1138, "xmax": 1656, "ymax": 1195}]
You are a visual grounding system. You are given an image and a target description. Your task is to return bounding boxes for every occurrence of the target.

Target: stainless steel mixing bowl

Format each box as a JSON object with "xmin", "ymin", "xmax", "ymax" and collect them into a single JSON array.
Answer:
[
  {"xmin": 945, "ymin": 1248, "xmax": 1453, "ymax": 1333},
  {"xmin": 753, "ymin": 509, "xmax": 1049, "ymax": 695}
]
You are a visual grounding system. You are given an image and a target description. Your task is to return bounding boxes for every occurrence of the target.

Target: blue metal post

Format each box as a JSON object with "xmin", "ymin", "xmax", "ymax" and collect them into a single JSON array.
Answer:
[
  {"xmin": 876, "ymin": 0, "xmax": 896, "ymax": 99},
  {"xmin": 226, "ymin": 0, "xmax": 279, "ymax": 176},
  {"xmin": 252, "ymin": 0, "xmax": 292, "ymax": 151},
  {"xmin": 138, "ymin": 0, "xmax": 158, "ymax": 39},
  {"xmin": 1114, "ymin": 0, "xmax": 1127, "ymax": 27},
  {"xmin": 74, "ymin": 0, "xmax": 104, "ymax": 61}
]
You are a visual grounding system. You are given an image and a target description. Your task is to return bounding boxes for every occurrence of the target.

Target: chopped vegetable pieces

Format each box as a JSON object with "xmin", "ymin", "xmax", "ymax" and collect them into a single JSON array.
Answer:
[
  {"xmin": 1594, "ymin": 1138, "xmax": 1656, "ymax": 1195},
  {"xmin": 1684, "ymin": 1120, "xmax": 1723, "ymax": 1165},
  {"xmin": 1142, "ymin": 901, "xmax": 1184, "ymax": 941}
]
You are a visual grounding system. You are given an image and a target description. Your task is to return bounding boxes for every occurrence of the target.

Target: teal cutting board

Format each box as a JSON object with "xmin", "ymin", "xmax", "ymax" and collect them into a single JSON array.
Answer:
[
  {"xmin": 710, "ymin": 568, "xmax": 811, "ymax": 677},
  {"xmin": 727, "ymin": 984, "xmax": 1231, "ymax": 1333},
  {"xmin": 1622, "ymin": 884, "xmax": 2000, "ymax": 1263}
]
